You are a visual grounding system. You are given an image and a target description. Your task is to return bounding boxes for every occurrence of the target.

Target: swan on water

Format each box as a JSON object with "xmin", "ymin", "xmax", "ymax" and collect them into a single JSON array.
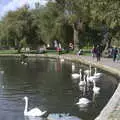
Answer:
[
  {"xmin": 72, "ymin": 63, "xmax": 75, "ymax": 72},
  {"xmin": 84, "ymin": 64, "xmax": 92, "ymax": 76},
  {"xmin": 94, "ymin": 68, "xmax": 102, "ymax": 77},
  {"xmin": 0, "ymin": 70, "xmax": 4, "ymax": 74},
  {"xmin": 92, "ymin": 80, "xmax": 100, "ymax": 94},
  {"xmin": 72, "ymin": 69, "xmax": 82, "ymax": 79},
  {"xmin": 86, "ymin": 72, "xmax": 99, "ymax": 83},
  {"xmin": 76, "ymin": 84, "xmax": 91, "ymax": 107},
  {"xmin": 60, "ymin": 58, "xmax": 64, "ymax": 62},
  {"xmin": 23, "ymin": 96, "xmax": 47, "ymax": 117},
  {"xmin": 76, "ymin": 97, "xmax": 91, "ymax": 107},
  {"xmin": 79, "ymin": 74, "xmax": 86, "ymax": 86}
]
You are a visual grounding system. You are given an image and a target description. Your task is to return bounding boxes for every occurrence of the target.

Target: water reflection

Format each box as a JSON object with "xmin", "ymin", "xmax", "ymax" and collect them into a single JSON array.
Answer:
[{"xmin": 24, "ymin": 116, "xmax": 46, "ymax": 120}]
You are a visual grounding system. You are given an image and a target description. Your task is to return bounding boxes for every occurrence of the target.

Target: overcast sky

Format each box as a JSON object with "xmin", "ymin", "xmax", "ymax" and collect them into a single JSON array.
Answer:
[{"xmin": 0, "ymin": 0, "xmax": 47, "ymax": 18}]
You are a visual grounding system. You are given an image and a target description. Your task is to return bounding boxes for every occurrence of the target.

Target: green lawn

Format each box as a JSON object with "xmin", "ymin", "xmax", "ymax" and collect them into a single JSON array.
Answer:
[
  {"xmin": 0, "ymin": 50, "xmax": 17, "ymax": 54},
  {"xmin": 0, "ymin": 49, "xmax": 91, "ymax": 56}
]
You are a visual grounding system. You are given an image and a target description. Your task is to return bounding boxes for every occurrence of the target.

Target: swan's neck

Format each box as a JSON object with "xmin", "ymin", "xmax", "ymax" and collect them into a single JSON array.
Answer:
[
  {"xmin": 79, "ymin": 72, "xmax": 82, "ymax": 80},
  {"xmin": 83, "ymin": 75, "xmax": 86, "ymax": 82},
  {"xmin": 24, "ymin": 98, "xmax": 28, "ymax": 114},
  {"xmin": 94, "ymin": 68, "xmax": 97, "ymax": 75},
  {"xmin": 89, "ymin": 67, "xmax": 91, "ymax": 76},
  {"xmin": 93, "ymin": 81, "xmax": 96, "ymax": 87}
]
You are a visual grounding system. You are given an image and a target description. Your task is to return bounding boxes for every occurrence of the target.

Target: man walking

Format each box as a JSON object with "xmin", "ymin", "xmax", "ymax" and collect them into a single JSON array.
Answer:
[{"xmin": 112, "ymin": 47, "xmax": 118, "ymax": 62}]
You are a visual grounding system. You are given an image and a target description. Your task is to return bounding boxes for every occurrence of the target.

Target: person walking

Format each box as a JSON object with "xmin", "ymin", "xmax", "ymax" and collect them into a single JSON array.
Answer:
[
  {"xmin": 96, "ymin": 45, "xmax": 101, "ymax": 62},
  {"xmin": 91, "ymin": 46, "xmax": 96, "ymax": 59},
  {"xmin": 112, "ymin": 47, "xmax": 118, "ymax": 62}
]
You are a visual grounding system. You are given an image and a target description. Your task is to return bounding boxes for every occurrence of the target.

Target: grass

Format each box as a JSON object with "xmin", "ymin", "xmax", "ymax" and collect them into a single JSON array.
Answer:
[
  {"xmin": 0, "ymin": 49, "xmax": 91, "ymax": 56},
  {"xmin": 0, "ymin": 50, "xmax": 17, "ymax": 54}
]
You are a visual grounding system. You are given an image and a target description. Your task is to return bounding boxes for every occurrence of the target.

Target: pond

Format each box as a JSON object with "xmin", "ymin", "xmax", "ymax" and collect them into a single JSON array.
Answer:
[{"xmin": 0, "ymin": 57, "xmax": 118, "ymax": 120}]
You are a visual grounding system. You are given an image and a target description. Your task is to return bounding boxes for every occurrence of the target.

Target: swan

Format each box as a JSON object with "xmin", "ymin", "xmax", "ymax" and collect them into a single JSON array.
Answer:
[
  {"xmin": 86, "ymin": 73, "xmax": 99, "ymax": 83},
  {"xmin": 21, "ymin": 61, "xmax": 24, "ymax": 64},
  {"xmin": 92, "ymin": 80, "xmax": 100, "ymax": 94},
  {"xmin": 0, "ymin": 70, "xmax": 4, "ymax": 74},
  {"xmin": 76, "ymin": 97, "xmax": 91, "ymax": 107},
  {"xmin": 24, "ymin": 62, "xmax": 28, "ymax": 66},
  {"xmin": 23, "ymin": 96, "xmax": 47, "ymax": 117},
  {"xmin": 60, "ymin": 58, "xmax": 64, "ymax": 62},
  {"xmin": 94, "ymin": 68, "xmax": 103, "ymax": 77},
  {"xmin": 21, "ymin": 61, "xmax": 28, "ymax": 65},
  {"xmin": 72, "ymin": 69, "xmax": 82, "ymax": 79},
  {"xmin": 72, "ymin": 63, "xmax": 75, "ymax": 72},
  {"xmin": 79, "ymin": 74, "xmax": 86, "ymax": 86},
  {"xmin": 84, "ymin": 64, "xmax": 92, "ymax": 76},
  {"xmin": 76, "ymin": 85, "xmax": 91, "ymax": 107}
]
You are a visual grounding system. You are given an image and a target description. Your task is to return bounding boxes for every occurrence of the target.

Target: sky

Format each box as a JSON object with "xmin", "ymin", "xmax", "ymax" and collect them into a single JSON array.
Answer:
[{"xmin": 0, "ymin": 0, "xmax": 48, "ymax": 18}]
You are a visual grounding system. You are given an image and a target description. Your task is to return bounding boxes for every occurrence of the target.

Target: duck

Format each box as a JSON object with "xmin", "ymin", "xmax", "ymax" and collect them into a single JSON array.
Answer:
[
  {"xmin": 23, "ymin": 96, "xmax": 47, "ymax": 117},
  {"xmin": 92, "ymin": 80, "xmax": 100, "ymax": 94},
  {"xmin": 72, "ymin": 69, "xmax": 82, "ymax": 79}
]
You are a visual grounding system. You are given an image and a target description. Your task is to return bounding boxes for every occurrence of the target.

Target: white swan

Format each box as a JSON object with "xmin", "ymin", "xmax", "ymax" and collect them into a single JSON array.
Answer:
[
  {"xmin": 23, "ymin": 96, "xmax": 47, "ymax": 117},
  {"xmin": 92, "ymin": 80, "xmax": 100, "ymax": 94},
  {"xmin": 76, "ymin": 97, "xmax": 91, "ymax": 107},
  {"xmin": 72, "ymin": 69, "xmax": 82, "ymax": 79},
  {"xmin": 76, "ymin": 85, "xmax": 91, "ymax": 107},
  {"xmin": 79, "ymin": 74, "xmax": 86, "ymax": 86},
  {"xmin": 0, "ymin": 70, "xmax": 4, "ymax": 74},
  {"xmin": 72, "ymin": 63, "xmax": 75, "ymax": 72},
  {"xmin": 86, "ymin": 73, "xmax": 99, "ymax": 83},
  {"xmin": 60, "ymin": 58, "xmax": 64, "ymax": 62},
  {"xmin": 94, "ymin": 68, "xmax": 102, "ymax": 77},
  {"xmin": 84, "ymin": 64, "xmax": 92, "ymax": 76}
]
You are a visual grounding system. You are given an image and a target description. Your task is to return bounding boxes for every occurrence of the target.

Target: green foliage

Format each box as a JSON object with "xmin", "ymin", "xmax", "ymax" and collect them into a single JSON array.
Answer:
[
  {"xmin": 20, "ymin": 37, "xmax": 27, "ymax": 48},
  {"xmin": 0, "ymin": 0, "xmax": 120, "ymax": 51}
]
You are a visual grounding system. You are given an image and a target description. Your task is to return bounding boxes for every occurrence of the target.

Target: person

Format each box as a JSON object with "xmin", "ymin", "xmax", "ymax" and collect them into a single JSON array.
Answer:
[
  {"xmin": 112, "ymin": 47, "xmax": 118, "ymax": 62},
  {"xmin": 91, "ymin": 46, "xmax": 96, "ymax": 58},
  {"xmin": 96, "ymin": 45, "xmax": 101, "ymax": 61},
  {"xmin": 57, "ymin": 43, "xmax": 62, "ymax": 55},
  {"xmin": 116, "ymin": 50, "xmax": 120, "ymax": 62}
]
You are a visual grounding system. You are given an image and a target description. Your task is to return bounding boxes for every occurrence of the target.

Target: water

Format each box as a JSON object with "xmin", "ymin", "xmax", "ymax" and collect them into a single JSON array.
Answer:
[{"xmin": 0, "ymin": 57, "xmax": 118, "ymax": 120}]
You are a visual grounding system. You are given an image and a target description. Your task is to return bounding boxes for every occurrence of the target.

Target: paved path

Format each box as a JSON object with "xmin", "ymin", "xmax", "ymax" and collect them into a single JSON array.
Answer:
[{"xmin": 80, "ymin": 55, "xmax": 120, "ymax": 71}]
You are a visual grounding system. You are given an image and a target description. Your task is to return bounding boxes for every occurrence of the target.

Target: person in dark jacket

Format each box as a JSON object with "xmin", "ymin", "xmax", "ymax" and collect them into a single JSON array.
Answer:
[
  {"xmin": 112, "ymin": 47, "xmax": 118, "ymax": 62},
  {"xmin": 96, "ymin": 45, "xmax": 101, "ymax": 61}
]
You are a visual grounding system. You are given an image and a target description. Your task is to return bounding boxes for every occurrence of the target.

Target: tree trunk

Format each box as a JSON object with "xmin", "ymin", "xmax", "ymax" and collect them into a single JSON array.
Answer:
[
  {"xmin": 72, "ymin": 23, "xmax": 80, "ymax": 51},
  {"xmin": 72, "ymin": 20, "xmax": 84, "ymax": 52},
  {"xmin": 73, "ymin": 28, "xmax": 79, "ymax": 51}
]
